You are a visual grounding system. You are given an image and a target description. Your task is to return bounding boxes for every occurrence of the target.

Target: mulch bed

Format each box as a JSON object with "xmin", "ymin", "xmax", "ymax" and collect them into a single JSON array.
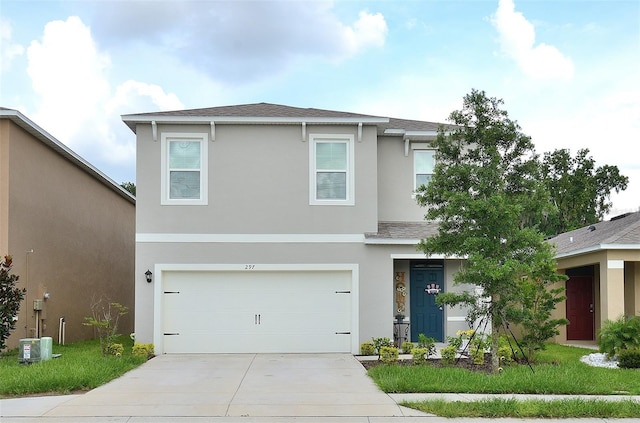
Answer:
[{"xmin": 359, "ymin": 354, "xmax": 495, "ymax": 374}]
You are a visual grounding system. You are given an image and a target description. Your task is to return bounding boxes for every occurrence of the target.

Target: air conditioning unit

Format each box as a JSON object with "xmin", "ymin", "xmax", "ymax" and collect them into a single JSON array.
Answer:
[{"xmin": 19, "ymin": 338, "xmax": 41, "ymax": 363}]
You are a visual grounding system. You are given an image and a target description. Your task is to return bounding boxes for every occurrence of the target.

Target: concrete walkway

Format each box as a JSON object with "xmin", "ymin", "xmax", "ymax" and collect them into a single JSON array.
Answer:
[{"xmin": 1, "ymin": 353, "xmax": 639, "ymax": 422}]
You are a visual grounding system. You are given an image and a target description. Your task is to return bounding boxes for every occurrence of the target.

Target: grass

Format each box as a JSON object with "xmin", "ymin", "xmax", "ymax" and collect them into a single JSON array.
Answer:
[
  {"xmin": 0, "ymin": 335, "xmax": 147, "ymax": 398},
  {"xmin": 403, "ymin": 398, "xmax": 640, "ymax": 418},
  {"xmin": 368, "ymin": 343, "xmax": 640, "ymax": 395},
  {"xmin": 368, "ymin": 343, "xmax": 640, "ymax": 418}
]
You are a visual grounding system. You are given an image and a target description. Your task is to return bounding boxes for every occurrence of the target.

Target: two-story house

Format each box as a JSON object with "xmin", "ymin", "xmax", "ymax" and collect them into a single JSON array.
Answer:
[
  {"xmin": 123, "ymin": 103, "xmax": 473, "ymax": 354},
  {"xmin": 1, "ymin": 108, "xmax": 135, "ymax": 350}
]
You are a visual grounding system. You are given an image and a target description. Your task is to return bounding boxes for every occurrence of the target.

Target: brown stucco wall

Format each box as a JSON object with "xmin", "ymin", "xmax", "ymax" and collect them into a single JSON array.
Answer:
[{"xmin": 1, "ymin": 119, "xmax": 135, "ymax": 350}]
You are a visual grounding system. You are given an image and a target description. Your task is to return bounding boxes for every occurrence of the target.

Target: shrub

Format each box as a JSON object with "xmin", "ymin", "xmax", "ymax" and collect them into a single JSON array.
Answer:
[
  {"xmin": 132, "ymin": 343, "xmax": 155, "ymax": 360},
  {"xmin": 412, "ymin": 347, "xmax": 428, "ymax": 364},
  {"xmin": 379, "ymin": 346, "xmax": 399, "ymax": 364},
  {"xmin": 618, "ymin": 349, "xmax": 640, "ymax": 369},
  {"xmin": 106, "ymin": 343, "xmax": 124, "ymax": 357},
  {"xmin": 598, "ymin": 315, "xmax": 640, "ymax": 358},
  {"xmin": 372, "ymin": 337, "xmax": 393, "ymax": 355},
  {"xmin": 0, "ymin": 255, "xmax": 25, "ymax": 352},
  {"xmin": 401, "ymin": 341, "xmax": 414, "ymax": 354},
  {"xmin": 360, "ymin": 341, "xmax": 375, "ymax": 356},
  {"xmin": 446, "ymin": 335, "xmax": 463, "ymax": 351},
  {"xmin": 83, "ymin": 297, "xmax": 128, "ymax": 356},
  {"xmin": 498, "ymin": 345, "xmax": 513, "ymax": 364},
  {"xmin": 418, "ymin": 333, "xmax": 437, "ymax": 357},
  {"xmin": 440, "ymin": 345, "xmax": 457, "ymax": 365}
]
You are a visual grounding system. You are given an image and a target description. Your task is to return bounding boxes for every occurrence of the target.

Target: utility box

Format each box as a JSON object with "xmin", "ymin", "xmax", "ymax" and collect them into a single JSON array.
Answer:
[
  {"xmin": 33, "ymin": 299, "xmax": 43, "ymax": 311},
  {"xmin": 19, "ymin": 338, "xmax": 41, "ymax": 363},
  {"xmin": 40, "ymin": 337, "xmax": 53, "ymax": 361}
]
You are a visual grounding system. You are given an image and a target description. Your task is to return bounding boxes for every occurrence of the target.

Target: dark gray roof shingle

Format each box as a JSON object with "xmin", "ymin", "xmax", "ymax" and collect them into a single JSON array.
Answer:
[
  {"xmin": 365, "ymin": 221, "xmax": 440, "ymax": 240},
  {"xmin": 548, "ymin": 212, "xmax": 640, "ymax": 255}
]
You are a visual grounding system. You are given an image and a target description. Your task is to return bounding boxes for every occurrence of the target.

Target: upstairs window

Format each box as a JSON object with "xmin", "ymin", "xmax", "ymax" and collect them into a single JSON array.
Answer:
[
  {"xmin": 309, "ymin": 134, "xmax": 354, "ymax": 205},
  {"xmin": 414, "ymin": 150, "xmax": 435, "ymax": 190},
  {"xmin": 161, "ymin": 133, "xmax": 208, "ymax": 205}
]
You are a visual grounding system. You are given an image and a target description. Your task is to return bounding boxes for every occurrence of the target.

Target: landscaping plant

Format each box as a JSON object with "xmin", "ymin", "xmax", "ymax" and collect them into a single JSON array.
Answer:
[
  {"xmin": 83, "ymin": 296, "xmax": 128, "ymax": 356},
  {"xmin": 597, "ymin": 315, "xmax": 640, "ymax": 358},
  {"xmin": 360, "ymin": 341, "xmax": 375, "ymax": 356},
  {"xmin": 379, "ymin": 346, "xmax": 399, "ymax": 364},
  {"xmin": 0, "ymin": 255, "xmax": 25, "ymax": 352}
]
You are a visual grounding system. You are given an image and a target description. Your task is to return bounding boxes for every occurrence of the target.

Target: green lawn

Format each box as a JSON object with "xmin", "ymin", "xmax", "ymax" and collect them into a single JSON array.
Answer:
[
  {"xmin": 368, "ymin": 344, "xmax": 640, "ymax": 395},
  {"xmin": 0, "ymin": 335, "xmax": 147, "ymax": 397},
  {"xmin": 368, "ymin": 343, "xmax": 640, "ymax": 418}
]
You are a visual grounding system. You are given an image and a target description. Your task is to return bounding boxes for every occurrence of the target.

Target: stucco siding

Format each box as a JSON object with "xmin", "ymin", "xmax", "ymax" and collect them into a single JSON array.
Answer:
[
  {"xmin": 376, "ymin": 136, "xmax": 427, "ymax": 222},
  {"xmin": 2, "ymin": 120, "xmax": 135, "ymax": 349},
  {"xmin": 136, "ymin": 123, "xmax": 379, "ymax": 235}
]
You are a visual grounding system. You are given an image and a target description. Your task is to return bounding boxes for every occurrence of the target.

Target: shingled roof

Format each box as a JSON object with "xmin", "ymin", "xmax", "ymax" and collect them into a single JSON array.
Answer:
[
  {"xmin": 122, "ymin": 102, "xmax": 449, "ymax": 135},
  {"xmin": 548, "ymin": 212, "xmax": 640, "ymax": 257},
  {"xmin": 365, "ymin": 221, "xmax": 440, "ymax": 244}
]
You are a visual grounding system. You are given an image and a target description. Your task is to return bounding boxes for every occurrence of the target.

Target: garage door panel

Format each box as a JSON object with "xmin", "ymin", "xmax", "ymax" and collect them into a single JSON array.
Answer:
[{"xmin": 161, "ymin": 269, "xmax": 353, "ymax": 353}]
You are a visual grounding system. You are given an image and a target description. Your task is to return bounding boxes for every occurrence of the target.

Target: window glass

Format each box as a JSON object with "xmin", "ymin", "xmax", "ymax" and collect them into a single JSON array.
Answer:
[
  {"xmin": 317, "ymin": 172, "xmax": 347, "ymax": 199},
  {"xmin": 415, "ymin": 150, "xmax": 435, "ymax": 189},
  {"xmin": 316, "ymin": 143, "xmax": 347, "ymax": 170},
  {"xmin": 161, "ymin": 133, "xmax": 207, "ymax": 205},
  {"xmin": 170, "ymin": 171, "xmax": 201, "ymax": 199},
  {"xmin": 309, "ymin": 134, "xmax": 354, "ymax": 205},
  {"xmin": 169, "ymin": 141, "xmax": 200, "ymax": 169}
]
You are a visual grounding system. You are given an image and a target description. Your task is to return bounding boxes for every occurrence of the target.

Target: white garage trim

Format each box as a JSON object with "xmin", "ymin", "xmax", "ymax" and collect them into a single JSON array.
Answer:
[{"xmin": 153, "ymin": 263, "xmax": 359, "ymax": 354}]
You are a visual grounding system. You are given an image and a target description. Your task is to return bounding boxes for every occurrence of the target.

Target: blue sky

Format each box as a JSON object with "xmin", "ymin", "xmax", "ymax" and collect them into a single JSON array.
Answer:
[{"xmin": 1, "ymin": 0, "xmax": 638, "ymax": 215}]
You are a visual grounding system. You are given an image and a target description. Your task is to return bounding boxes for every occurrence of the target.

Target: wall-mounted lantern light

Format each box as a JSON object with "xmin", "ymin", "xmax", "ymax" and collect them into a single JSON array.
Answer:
[{"xmin": 145, "ymin": 269, "xmax": 153, "ymax": 283}]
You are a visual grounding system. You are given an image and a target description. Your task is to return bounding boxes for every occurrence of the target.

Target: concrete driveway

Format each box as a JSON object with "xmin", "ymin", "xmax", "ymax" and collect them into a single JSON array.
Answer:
[{"xmin": 4, "ymin": 353, "xmax": 417, "ymax": 418}]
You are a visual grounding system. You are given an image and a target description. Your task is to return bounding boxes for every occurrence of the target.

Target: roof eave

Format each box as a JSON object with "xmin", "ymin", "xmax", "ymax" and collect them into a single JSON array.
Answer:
[
  {"xmin": 1, "ymin": 109, "xmax": 135, "ymax": 204},
  {"xmin": 121, "ymin": 114, "xmax": 389, "ymax": 134},
  {"xmin": 554, "ymin": 243, "xmax": 640, "ymax": 260}
]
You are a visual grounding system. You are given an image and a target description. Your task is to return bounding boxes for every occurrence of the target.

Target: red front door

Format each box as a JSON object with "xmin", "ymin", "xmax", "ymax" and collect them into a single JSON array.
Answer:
[{"xmin": 566, "ymin": 276, "xmax": 595, "ymax": 340}]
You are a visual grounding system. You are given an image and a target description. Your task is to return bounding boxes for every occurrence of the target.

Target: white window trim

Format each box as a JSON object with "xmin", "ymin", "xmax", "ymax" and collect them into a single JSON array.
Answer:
[
  {"xmin": 161, "ymin": 132, "xmax": 208, "ymax": 205},
  {"xmin": 309, "ymin": 133, "xmax": 355, "ymax": 206},
  {"xmin": 413, "ymin": 149, "xmax": 435, "ymax": 191}
]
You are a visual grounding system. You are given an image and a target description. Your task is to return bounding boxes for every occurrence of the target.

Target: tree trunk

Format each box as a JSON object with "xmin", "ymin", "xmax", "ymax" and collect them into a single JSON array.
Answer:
[{"xmin": 490, "ymin": 314, "xmax": 500, "ymax": 373}]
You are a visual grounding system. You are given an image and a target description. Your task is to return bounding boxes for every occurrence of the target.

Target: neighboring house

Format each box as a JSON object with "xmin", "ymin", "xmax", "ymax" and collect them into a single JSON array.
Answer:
[
  {"xmin": 0, "ymin": 108, "xmax": 135, "ymax": 350},
  {"xmin": 548, "ymin": 212, "xmax": 640, "ymax": 344},
  {"xmin": 122, "ymin": 103, "xmax": 475, "ymax": 354}
]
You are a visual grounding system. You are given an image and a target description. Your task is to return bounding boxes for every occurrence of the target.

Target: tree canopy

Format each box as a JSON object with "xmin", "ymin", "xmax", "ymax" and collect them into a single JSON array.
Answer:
[
  {"xmin": 416, "ymin": 89, "xmax": 566, "ymax": 372},
  {"xmin": 539, "ymin": 148, "xmax": 628, "ymax": 236}
]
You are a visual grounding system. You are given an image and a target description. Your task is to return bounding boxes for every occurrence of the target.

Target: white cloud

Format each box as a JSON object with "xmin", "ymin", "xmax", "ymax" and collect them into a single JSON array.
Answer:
[
  {"xmin": 492, "ymin": 0, "xmax": 574, "ymax": 80},
  {"xmin": 90, "ymin": 2, "xmax": 388, "ymax": 83},
  {"xmin": 0, "ymin": 19, "xmax": 25, "ymax": 72},
  {"xmin": 27, "ymin": 16, "xmax": 111, "ymax": 142},
  {"xmin": 343, "ymin": 11, "xmax": 388, "ymax": 54},
  {"xmin": 24, "ymin": 16, "xmax": 184, "ymax": 179}
]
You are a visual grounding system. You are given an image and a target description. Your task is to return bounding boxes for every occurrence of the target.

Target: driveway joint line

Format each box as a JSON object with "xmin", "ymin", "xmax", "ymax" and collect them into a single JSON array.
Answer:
[{"xmin": 225, "ymin": 353, "xmax": 257, "ymax": 416}]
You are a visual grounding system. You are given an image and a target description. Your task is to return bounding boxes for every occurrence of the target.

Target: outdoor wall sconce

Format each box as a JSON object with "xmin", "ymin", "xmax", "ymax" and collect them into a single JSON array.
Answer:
[
  {"xmin": 145, "ymin": 269, "xmax": 153, "ymax": 283},
  {"xmin": 425, "ymin": 283, "xmax": 441, "ymax": 295}
]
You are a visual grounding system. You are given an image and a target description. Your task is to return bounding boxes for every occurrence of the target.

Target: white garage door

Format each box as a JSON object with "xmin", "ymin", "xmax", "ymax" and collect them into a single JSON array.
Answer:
[{"xmin": 161, "ymin": 269, "xmax": 353, "ymax": 353}]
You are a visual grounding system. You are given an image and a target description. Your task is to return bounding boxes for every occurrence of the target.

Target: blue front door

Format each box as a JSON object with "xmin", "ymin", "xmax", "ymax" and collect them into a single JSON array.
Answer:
[{"xmin": 410, "ymin": 262, "xmax": 444, "ymax": 342}]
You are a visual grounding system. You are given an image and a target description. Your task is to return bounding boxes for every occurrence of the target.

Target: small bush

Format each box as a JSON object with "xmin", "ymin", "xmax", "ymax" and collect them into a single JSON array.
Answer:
[
  {"xmin": 618, "ymin": 349, "xmax": 640, "ymax": 369},
  {"xmin": 417, "ymin": 333, "xmax": 437, "ymax": 357},
  {"xmin": 379, "ymin": 346, "xmax": 399, "ymax": 364},
  {"xmin": 498, "ymin": 345, "xmax": 513, "ymax": 364},
  {"xmin": 106, "ymin": 343, "xmax": 124, "ymax": 357},
  {"xmin": 401, "ymin": 341, "xmax": 414, "ymax": 354},
  {"xmin": 412, "ymin": 347, "xmax": 428, "ymax": 364},
  {"xmin": 132, "ymin": 343, "xmax": 155, "ymax": 360},
  {"xmin": 360, "ymin": 341, "xmax": 375, "ymax": 356},
  {"xmin": 372, "ymin": 337, "xmax": 393, "ymax": 355},
  {"xmin": 598, "ymin": 315, "xmax": 640, "ymax": 358},
  {"xmin": 440, "ymin": 345, "xmax": 457, "ymax": 365}
]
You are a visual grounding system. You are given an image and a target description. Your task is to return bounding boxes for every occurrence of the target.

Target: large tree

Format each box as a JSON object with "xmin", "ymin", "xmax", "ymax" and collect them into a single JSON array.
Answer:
[
  {"xmin": 416, "ymin": 89, "xmax": 566, "ymax": 373},
  {"xmin": 539, "ymin": 148, "xmax": 628, "ymax": 236}
]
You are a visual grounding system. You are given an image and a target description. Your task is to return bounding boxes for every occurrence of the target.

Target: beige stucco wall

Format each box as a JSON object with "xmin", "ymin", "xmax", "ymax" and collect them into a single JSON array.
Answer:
[
  {"xmin": 1, "ymin": 120, "xmax": 135, "ymax": 350},
  {"xmin": 553, "ymin": 249, "xmax": 640, "ymax": 343}
]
